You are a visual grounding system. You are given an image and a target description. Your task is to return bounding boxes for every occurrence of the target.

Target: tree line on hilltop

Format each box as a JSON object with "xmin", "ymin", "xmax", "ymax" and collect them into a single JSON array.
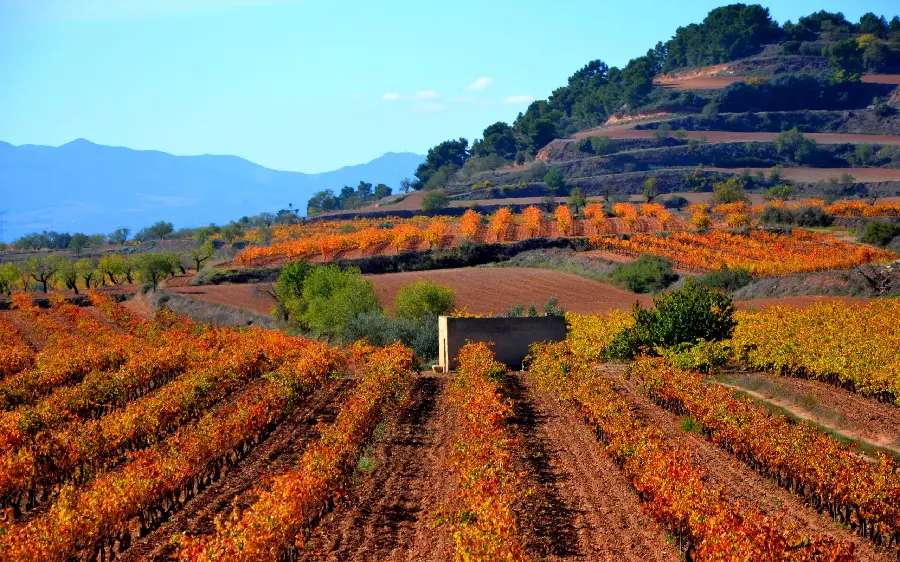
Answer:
[{"xmin": 406, "ymin": 5, "xmax": 900, "ymax": 194}]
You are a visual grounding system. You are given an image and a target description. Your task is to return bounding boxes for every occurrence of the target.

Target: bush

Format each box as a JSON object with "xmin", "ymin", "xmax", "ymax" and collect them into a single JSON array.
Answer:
[
  {"xmin": 584, "ymin": 135, "xmax": 617, "ymax": 155},
  {"xmin": 422, "ymin": 189, "xmax": 449, "ymax": 212},
  {"xmin": 861, "ymin": 220, "xmax": 900, "ymax": 246},
  {"xmin": 393, "ymin": 280, "xmax": 456, "ymax": 320},
  {"xmin": 663, "ymin": 195, "xmax": 690, "ymax": 210},
  {"xmin": 272, "ymin": 260, "xmax": 312, "ymax": 322},
  {"xmin": 696, "ymin": 265, "xmax": 752, "ymax": 293},
  {"xmin": 610, "ymin": 255, "xmax": 678, "ymax": 294},
  {"xmin": 607, "ymin": 280, "xmax": 737, "ymax": 359},
  {"xmin": 759, "ymin": 205, "xmax": 834, "ymax": 227},
  {"xmin": 298, "ymin": 265, "xmax": 380, "ymax": 337},
  {"xmin": 343, "ymin": 312, "xmax": 438, "ymax": 362}
]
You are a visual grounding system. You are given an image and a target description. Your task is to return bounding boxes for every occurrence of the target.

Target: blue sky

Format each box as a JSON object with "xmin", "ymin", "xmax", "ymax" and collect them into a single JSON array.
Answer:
[{"xmin": 1, "ymin": 0, "xmax": 897, "ymax": 173}]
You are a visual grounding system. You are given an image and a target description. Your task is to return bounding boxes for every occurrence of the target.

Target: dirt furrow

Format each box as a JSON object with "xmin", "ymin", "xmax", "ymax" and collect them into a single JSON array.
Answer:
[
  {"xmin": 715, "ymin": 370, "xmax": 900, "ymax": 454},
  {"xmin": 296, "ymin": 372, "xmax": 455, "ymax": 562},
  {"xmin": 509, "ymin": 374, "xmax": 680, "ymax": 562},
  {"xmin": 117, "ymin": 378, "xmax": 353, "ymax": 562},
  {"xmin": 598, "ymin": 364, "xmax": 894, "ymax": 562}
]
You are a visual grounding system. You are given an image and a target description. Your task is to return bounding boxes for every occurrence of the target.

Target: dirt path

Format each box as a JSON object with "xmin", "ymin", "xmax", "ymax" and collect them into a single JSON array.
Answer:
[
  {"xmin": 598, "ymin": 365, "xmax": 894, "ymax": 562},
  {"xmin": 118, "ymin": 379, "xmax": 353, "ymax": 562},
  {"xmin": 714, "ymin": 370, "xmax": 900, "ymax": 455},
  {"xmin": 296, "ymin": 373, "xmax": 456, "ymax": 562},
  {"xmin": 507, "ymin": 374, "xmax": 680, "ymax": 562},
  {"xmin": 704, "ymin": 166, "xmax": 900, "ymax": 183},
  {"xmin": 575, "ymin": 127, "xmax": 900, "ymax": 145}
]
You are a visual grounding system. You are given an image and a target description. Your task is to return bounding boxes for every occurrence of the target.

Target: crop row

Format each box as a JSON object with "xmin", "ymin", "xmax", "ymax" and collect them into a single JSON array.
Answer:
[
  {"xmin": 0, "ymin": 325, "xmax": 309, "ymax": 515},
  {"xmin": 628, "ymin": 356, "xmax": 900, "ymax": 551},
  {"xmin": 730, "ymin": 300, "xmax": 900, "ymax": 404},
  {"xmin": 0, "ymin": 317, "xmax": 34, "ymax": 380},
  {"xmin": 593, "ymin": 229, "xmax": 897, "ymax": 276},
  {"xmin": 0, "ymin": 320, "xmax": 222, "ymax": 457},
  {"xmin": 446, "ymin": 342, "xmax": 530, "ymax": 562},
  {"xmin": 0, "ymin": 297, "xmax": 135, "ymax": 409},
  {"xmin": 175, "ymin": 341, "xmax": 415, "ymax": 562},
  {"xmin": 526, "ymin": 342, "xmax": 855, "ymax": 561},
  {"xmin": 0, "ymin": 340, "xmax": 349, "ymax": 562}
]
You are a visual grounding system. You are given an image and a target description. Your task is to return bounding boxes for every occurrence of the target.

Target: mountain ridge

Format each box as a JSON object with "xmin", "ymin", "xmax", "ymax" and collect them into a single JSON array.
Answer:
[{"xmin": 0, "ymin": 139, "xmax": 424, "ymax": 240}]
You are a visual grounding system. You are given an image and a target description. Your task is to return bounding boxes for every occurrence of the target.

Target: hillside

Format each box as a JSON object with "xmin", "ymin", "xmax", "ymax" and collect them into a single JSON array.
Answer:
[
  {"xmin": 0, "ymin": 139, "xmax": 423, "ymax": 240},
  {"xmin": 323, "ymin": 6, "xmax": 900, "ymax": 216}
]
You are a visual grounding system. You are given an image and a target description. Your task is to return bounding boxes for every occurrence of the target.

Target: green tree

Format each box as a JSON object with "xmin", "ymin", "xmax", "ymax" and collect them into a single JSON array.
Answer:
[
  {"xmin": 107, "ymin": 226, "xmax": 131, "ymax": 245},
  {"xmin": 99, "ymin": 255, "xmax": 126, "ymax": 285},
  {"xmin": 0, "ymin": 263, "xmax": 18, "ymax": 295},
  {"xmin": 299, "ymin": 265, "xmax": 380, "ymax": 337},
  {"xmin": 642, "ymin": 177, "xmax": 660, "ymax": 203},
  {"xmin": 712, "ymin": 177, "xmax": 750, "ymax": 205},
  {"xmin": 134, "ymin": 221, "xmax": 175, "ymax": 242},
  {"xmin": 393, "ymin": 280, "xmax": 456, "ymax": 320},
  {"xmin": 189, "ymin": 241, "xmax": 216, "ymax": 271},
  {"xmin": 567, "ymin": 188, "xmax": 587, "ymax": 215},
  {"xmin": 68, "ymin": 233, "xmax": 89, "ymax": 257},
  {"xmin": 544, "ymin": 166, "xmax": 566, "ymax": 193},
  {"xmin": 220, "ymin": 222, "xmax": 244, "ymax": 245},
  {"xmin": 607, "ymin": 280, "xmax": 737, "ymax": 359},
  {"xmin": 25, "ymin": 255, "xmax": 61, "ymax": 293},
  {"xmin": 471, "ymin": 121, "xmax": 519, "ymax": 160},
  {"xmin": 422, "ymin": 190, "xmax": 449, "ymax": 213},
  {"xmin": 57, "ymin": 260, "xmax": 80, "ymax": 294},
  {"xmin": 374, "ymin": 183, "xmax": 392, "ymax": 199},
  {"xmin": 137, "ymin": 254, "xmax": 175, "ymax": 290},
  {"xmin": 75, "ymin": 258, "xmax": 99, "ymax": 289},
  {"xmin": 272, "ymin": 260, "xmax": 312, "ymax": 323},
  {"xmin": 414, "ymin": 138, "xmax": 470, "ymax": 189},
  {"xmin": 775, "ymin": 128, "xmax": 818, "ymax": 163},
  {"xmin": 826, "ymin": 39, "xmax": 864, "ymax": 80}
]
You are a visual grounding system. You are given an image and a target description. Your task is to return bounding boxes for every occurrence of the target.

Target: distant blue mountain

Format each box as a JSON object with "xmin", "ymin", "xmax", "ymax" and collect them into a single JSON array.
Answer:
[{"xmin": 0, "ymin": 139, "xmax": 424, "ymax": 240}]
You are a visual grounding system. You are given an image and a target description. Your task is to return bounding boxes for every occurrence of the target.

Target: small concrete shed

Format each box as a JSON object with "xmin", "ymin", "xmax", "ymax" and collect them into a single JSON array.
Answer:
[{"xmin": 438, "ymin": 315, "xmax": 567, "ymax": 371}]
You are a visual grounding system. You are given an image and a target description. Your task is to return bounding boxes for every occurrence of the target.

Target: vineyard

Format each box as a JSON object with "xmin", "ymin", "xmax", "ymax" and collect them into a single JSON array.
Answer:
[
  {"xmin": 230, "ymin": 203, "xmax": 899, "ymax": 275},
  {"xmin": 0, "ymin": 292, "xmax": 898, "ymax": 561}
]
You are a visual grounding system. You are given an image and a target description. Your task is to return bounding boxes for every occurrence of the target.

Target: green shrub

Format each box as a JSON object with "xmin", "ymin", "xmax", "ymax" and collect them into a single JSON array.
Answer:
[
  {"xmin": 696, "ymin": 265, "xmax": 752, "ymax": 293},
  {"xmin": 299, "ymin": 265, "xmax": 380, "ymax": 337},
  {"xmin": 607, "ymin": 281, "xmax": 737, "ymax": 359},
  {"xmin": 759, "ymin": 206, "xmax": 833, "ymax": 227},
  {"xmin": 343, "ymin": 312, "xmax": 438, "ymax": 361},
  {"xmin": 861, "ymin": 220, "xmax": 900, "ymax": 246},
  {"xmin": 610, "ymin": 255, "xmax": 678, "ymax": 294},
  {"xmin": 504, "ymin": 296, "xmax": 566, "ymax": 317},
  {"xmin": 393, "ymin": 280, "xmax": 456, "ymax": 320},
  {"xmin": 272, "ymin": 260, "xmax": 312, "ymax": 322},
  {"xmin": 422, "ymin": 189, "xmax": 449, "ymax": 212},
  {"xmin": 663, "ymin": 196, "xmax": 690, "ymax": 210}
]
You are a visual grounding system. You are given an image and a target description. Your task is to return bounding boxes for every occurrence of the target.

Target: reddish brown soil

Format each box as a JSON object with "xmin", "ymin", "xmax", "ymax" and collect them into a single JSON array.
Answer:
[
  {"xmin": 715, "ymin": 370, "xmax": 900, "ymax": 454},
  {"xmin": 367, "ymin": 267, "xmax": 651, "ymax": 315},
  {"xmin": 2, "ymin": 310, "xmax": 47, "ymax": 350},
  {"xmin": 167, "ymin": 283, "xmax": 276, "ymax": 316},
  {"xmin": 652, "ymin": 71, "xmax": 898, "ymax": 88},
  {"xmin": 705, "ymin": 166, "xmax": 900, "ymax": 183},
  {"xmin": 857, "ymin": 74, "xmax": 900, "ymax": 85},
  {"xmin": 656, "ymin": 76, "xmax": 743, "ymax": 90},
  {"xmin": 599, "ymin": 364, "xmax": 894, "ymax": 561},
  {"xmin": 507, "ymin": 375, "xmax": 680, "ymax": 561},
  {"xmin": 296, "ymin": 373, "xmax": 457, "ymax": 562},
  {"xmin": 575, "ymin": 127, "xmax": 900, "ymax": 145},
  {"xmin": 155, "ymin": 269, "xmax": 880, "ymax": 322},
  {"xmin": 118, "ymin": 379, "xmax": 352, "ymax": 562}
]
